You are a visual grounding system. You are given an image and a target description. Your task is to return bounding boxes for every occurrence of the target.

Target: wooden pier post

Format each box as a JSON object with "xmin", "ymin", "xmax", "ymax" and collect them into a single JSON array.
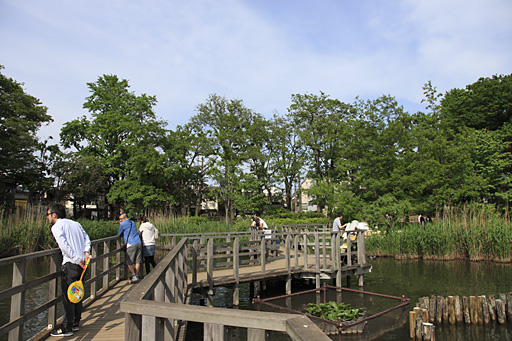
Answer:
[
  {"xmin": 409, "ymin": 311, "xmax": 417, "ymax": 339},
  {"xmin": 422, "ymin": 323, "xmax": 435, "ymax": 341},
  {"xmin": 454, "ymin": 296, "xmax": 463, "ymax": 323},
  {"xmin": 448, "ymin": 296, "xmax": 455, "ymax": 324},
  {"xmin": 429, "ymin": 295, "xmax": 436, "ymax": 323},
  {"xmin": 488, "ymin": 295, "xmax": 497, "ymax": 321},
  {"xmin": 496, "ymin": 299, "xmax": 506, "ymax": 324},
  {"xmin": 436, "ymin": 296, "xmax": 444, "ymax": 324},
  {"xmin": 462, "ymin": 296, "xmax": 471, "ymax": 324}
]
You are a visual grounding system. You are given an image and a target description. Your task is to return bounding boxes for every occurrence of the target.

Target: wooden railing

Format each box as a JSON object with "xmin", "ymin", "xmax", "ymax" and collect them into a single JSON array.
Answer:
[
  {"xmin": 0, "ymin": 235, "xmax": 127, "ymax": 341},
  {"xmin": 120, "ymin": 238, "xmax": 330, "ymax": 341}
]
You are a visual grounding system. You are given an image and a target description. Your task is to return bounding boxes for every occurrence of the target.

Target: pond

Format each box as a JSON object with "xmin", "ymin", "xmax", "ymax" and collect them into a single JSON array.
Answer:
[{"xmin": 186, "ymin": 257, "xmax": 512, "ymax": 340}]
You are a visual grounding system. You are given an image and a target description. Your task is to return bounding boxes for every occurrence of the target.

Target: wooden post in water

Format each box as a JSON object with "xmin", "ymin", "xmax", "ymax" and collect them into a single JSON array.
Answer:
[
  {"xmin": 470, "ymin": 296, "xmax": 479, "ymax": 324},
  {"xmin": 429, "ymin": 295, "xmax": 436, "ymax": 323},
  {"xmin": 463, "ymin": 296, "xmax": 471, "ymax": 323},
  {"xmin": 448, "ymin": 296, "xmax": 455, "ymax": 324},
  {"xmin": 436, "ymin": 296, "xmax": 443, "ymax": 324},
  {"xmin": 507, "ymin": 292, "xmax": 512, "ymax": 321},
  {"xmin": 481, "ymin": 295, "xmax": 490, "ymax": 324},
  {"xmin": 496, "ymin": 299, "xmax": 506, "ymax": 324},
  {"xmin": 455, "ymin": 296, "xmax": 463, "ymax": 323},
  {"xmin": 422, "ymin": 323, "xmax": 435, "ymax": 341},
  {"xmin": 409, "ymin": 311, "xmax": 417, "ymax": 339},
  {"xmin": 488, "ymin": 295, "xmax": 497, "ymax": 321}
]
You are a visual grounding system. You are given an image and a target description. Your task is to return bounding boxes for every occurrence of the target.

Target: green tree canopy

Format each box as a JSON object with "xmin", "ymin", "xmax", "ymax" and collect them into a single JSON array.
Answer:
[{"xmin": 0, "ymin": 65, "xmax": 53, "ymax": 206}]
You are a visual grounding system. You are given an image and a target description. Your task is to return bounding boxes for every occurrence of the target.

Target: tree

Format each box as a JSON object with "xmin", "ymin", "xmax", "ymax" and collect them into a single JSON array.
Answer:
[
  {"xmin": 269, "ymin": 113, "xmax": 306, "ymax": 211},
  {"xmin": 441, "ymin": 74, "xmax": 512, "ymax": 132},
  {"xmin": 60, "ymin": 75, "xmax": 167, "ymax": 216},
  {"xmin": 0, "ymin": 65, "xmax": 53, "ymax": 207},
  {"xmin": 288, "ymin": 92, "xmax": 354, "ymax": 213},
  {"xmin": 192, "ymin": 94, "xmax": 260, "ymax": 222}
]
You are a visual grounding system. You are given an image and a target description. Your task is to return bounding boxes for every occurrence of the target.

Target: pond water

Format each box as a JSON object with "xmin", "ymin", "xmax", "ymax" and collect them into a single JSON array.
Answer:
[{"xmin": 186, "ymin": 257, "xmax": 512, "ymax": 340}]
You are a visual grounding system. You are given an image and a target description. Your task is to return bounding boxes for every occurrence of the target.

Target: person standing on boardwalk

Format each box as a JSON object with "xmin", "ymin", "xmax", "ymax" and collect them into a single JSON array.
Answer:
[
  {"xmin": 332, "ymin": 212, "xmax": 348, "ymax": 233},
  {"xmin": 48, "ymin": 203, "xmax": 91, "ymax": 337},
  {"xmin": 118, "ymin": 213, "xmax": 142, "ymax": 283},
  {"xmin": 139, "ymin": 215, "xmax": 157, "ymax": 275}
]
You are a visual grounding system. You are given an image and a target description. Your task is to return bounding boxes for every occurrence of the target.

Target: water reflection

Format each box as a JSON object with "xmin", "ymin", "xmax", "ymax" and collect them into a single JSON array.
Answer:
[{"xmin": 187, "ymin": 257, "xmax": 512, "ymax": 340}]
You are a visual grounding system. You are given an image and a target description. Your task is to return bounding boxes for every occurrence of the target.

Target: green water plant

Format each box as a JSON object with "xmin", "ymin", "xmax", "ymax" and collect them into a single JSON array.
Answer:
[{"xmin": 306, "ymin": 301, "xmax": 364, "ymax": 322}]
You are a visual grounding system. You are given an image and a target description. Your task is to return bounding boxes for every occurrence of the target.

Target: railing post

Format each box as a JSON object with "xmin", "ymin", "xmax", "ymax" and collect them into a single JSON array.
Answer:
[
  {"xmin": 357, "ymin": 230, "xmax": 366, "ymax": 287},
  {"xmin": 233, "ymin": 237, "xmax": 240, "ymax": 306},
  {"xmin": 165, "ymin": 258, "xmax": 176, "ymax": 339},
  {"xmin": 285, "ymin": 234, "xmax": 291, "ymax": 295},
  {"xmin": 303, "ymin": 234, "xmax": 308, "ymax": 270},
  {"xmin": 293, "ymin": 234, "xmax": 299, "ymax": 268},
  {"xmin": 207, "ymin": 238, "xmax": 214, "ymax": 306},
  {"xmin": 192, "ymin": 240, "xmax": 198, "ymax": 286},
  {"xmin": 260, "ymin": 238, "xmax": 266, "ymax": 273},
  {"xmin": 9, "ymin": 259, "xmax": 26, "ymax": 341},
  {"xmin": 103, "ymin": 240, "xmax": 110, "ymax": 289},
  {"xmin": 125, "ymin": 312, "xmax": 142, "ymax": 341},
  {"xmin": 315, "ymin": 233, "xmax": 320, "ymax": 292},
  {"xmin": 116, "ymin": 237, "xmax": 122, "ymax": 280},
  {"xmin": 48, "ymin": 253, "xmax": 59, "ymax": 331},
  {"xmin": 91, "ymin": 243, "xmax": 98, "ymax": 298}
]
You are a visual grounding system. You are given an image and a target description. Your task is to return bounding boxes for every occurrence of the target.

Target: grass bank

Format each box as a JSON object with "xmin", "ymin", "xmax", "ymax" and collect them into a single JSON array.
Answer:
[
  {"xmin": 0, "ymin": 210, "xmax": 327, "ymax": 257},
  {"xmin": 366, "ymin": 205, "xmax": 512, "ymax": 262}
]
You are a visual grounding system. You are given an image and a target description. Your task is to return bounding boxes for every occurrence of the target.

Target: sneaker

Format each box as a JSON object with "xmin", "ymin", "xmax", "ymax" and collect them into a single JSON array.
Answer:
[
  {"xmin": 72, "ymin": 323, "xmax": 79, "ymax": 332},
  {"xmin": 131, "ymin": 275, "xmax": 138, "ymax": 282},
  {"xmin": 50, "ymin": 328, "xmax": 73, "ymax": 337}
]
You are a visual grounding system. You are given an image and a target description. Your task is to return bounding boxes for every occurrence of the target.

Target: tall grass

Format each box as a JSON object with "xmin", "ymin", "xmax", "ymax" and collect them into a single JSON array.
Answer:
[{"xmin": 366, "ymin": 204, "xmax": 512, "ymax": 262}]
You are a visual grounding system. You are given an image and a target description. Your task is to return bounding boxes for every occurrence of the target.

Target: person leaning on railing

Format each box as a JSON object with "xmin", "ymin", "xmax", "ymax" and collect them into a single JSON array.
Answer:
[{"xmin": 47, "ymin": 203, "xmax": 91, "ymax": 337}]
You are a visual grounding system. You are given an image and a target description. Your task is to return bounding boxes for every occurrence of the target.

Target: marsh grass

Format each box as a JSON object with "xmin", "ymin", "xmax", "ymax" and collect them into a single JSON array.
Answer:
[{"xmin": 366, "ymin": 204, "xmax": 512, "ymax": 261}]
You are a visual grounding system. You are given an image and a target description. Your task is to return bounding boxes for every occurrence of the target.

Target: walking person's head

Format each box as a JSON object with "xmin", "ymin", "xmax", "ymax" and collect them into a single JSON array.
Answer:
[
  {"xmin": 47, "ymin": 203, "xmax": 66, "ymax": 225},
  {"xmin": 141, "ymin": 215, "xmax": 149, "ymax": 223}
]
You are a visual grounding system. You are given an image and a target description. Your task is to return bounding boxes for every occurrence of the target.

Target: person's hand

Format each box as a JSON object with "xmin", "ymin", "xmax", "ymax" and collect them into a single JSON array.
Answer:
[{"xmin": 79, "ymin": 252, "xmax": 91, "ymax": 269}]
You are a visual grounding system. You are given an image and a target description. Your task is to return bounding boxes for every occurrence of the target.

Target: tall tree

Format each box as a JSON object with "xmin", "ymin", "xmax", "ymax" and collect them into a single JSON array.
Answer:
[
  {"xmin": 192, "ymin": 94, "xmax": 259, "ymax": 222},
  {"xmin": 60, "ymin": 75, "xmax": 167, "ymax": 216},
  {"xmin": 288, "ymin": 92, "xmax": 353, "ymax": 213},
  {"xmin": 0, "ymin": 65, "xmax": 53, "ymax": 207},
  {"xmin": 269, "ymin": 113, "xmax": 306, "ymax": 211}
]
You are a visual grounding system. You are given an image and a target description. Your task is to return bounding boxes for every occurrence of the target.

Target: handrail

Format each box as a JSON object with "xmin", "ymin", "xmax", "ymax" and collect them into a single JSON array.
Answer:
[
  {"xmin": 0, "ymin": 235, "xmax": 127, "ymax": 341},
  {"xmin": 120, "ymin": 237, "xmax": 330, "ymax": 340}
]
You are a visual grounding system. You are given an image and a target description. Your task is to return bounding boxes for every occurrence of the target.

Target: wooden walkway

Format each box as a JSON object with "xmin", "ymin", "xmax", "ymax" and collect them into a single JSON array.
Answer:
[{"xmin": 64, "ymin": 281, "xmax": 132, "ymax": 341}]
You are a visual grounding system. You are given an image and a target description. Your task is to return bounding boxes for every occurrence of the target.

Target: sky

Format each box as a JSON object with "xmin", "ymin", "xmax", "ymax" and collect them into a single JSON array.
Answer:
[{"xmin": 2, "ymin": 0, "xmax": 512, "ymax": 142}]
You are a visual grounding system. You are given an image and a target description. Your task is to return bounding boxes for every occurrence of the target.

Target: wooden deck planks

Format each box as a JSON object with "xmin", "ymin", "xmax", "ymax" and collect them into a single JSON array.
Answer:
[{"xmin": 65, "ymin": 281, "xmax": 132, "ymax": 341}]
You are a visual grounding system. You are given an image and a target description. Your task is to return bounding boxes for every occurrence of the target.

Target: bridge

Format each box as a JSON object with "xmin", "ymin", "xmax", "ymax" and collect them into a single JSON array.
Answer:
[{"xmin": 0, "ymin": 224, "xmax": 372, "ymax": 340}]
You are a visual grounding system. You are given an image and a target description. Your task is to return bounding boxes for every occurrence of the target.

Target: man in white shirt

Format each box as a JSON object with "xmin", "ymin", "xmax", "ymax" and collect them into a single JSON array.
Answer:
[
  {"xmin": 48, "ymin": 203, "xmax": 91, "ymax": 337},
  {"xmin": 332, "ymin": 212, "xmax": 347, "ymax": 232}
]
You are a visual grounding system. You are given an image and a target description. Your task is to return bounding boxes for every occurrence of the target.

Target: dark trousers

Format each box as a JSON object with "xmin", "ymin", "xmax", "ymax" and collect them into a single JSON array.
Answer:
[
  {"xmin": 144, "ymin": 256, "xmax": 157, "ymax": 275},
  {"xmin": 61, "ymin": 262, "xmax": 84, "ymax": 330}
]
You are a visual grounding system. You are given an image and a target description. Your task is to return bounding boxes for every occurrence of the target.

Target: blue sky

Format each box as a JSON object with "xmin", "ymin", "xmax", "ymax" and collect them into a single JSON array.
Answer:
[{"xmin": 2, "ymin": 0, "xmax": 511, "ymax": 141}]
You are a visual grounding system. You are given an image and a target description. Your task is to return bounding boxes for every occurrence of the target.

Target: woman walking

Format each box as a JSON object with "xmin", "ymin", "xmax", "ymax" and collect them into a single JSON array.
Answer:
[{"xmin": 139, "ymin": 216, "xmax": 157, "ymax": 275}]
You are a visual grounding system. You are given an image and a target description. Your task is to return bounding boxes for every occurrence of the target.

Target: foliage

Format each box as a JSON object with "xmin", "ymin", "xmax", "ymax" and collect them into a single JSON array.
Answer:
[
  {"xmin": 0, "ymin": 65, "xmax": 54, "ymax": 206},
  {"xmin": 306, "ymin": 301, "xmax": 364, "ymax": 322},
  {"xmin": 365, "ymin": 204, "xmax": 512, "ymax": 261},
  {"xmin": 60, "ymin": 74, "xmax": 168, "ymax": 215}
]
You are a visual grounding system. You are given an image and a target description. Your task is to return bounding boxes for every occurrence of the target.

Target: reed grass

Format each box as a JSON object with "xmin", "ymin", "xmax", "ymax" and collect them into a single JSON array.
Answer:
[{"xmin": 366, "ymin": 204, "xmax": 512, "ymax": 262}]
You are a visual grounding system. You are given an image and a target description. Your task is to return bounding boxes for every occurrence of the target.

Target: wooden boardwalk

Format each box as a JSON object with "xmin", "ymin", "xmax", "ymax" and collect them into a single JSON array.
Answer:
[
  {"xmin": 63, "ymin": 253, "xmax": 366, "ymax": 340},
  {"xmin": 64, "ymin": 281, "xmax": 132, "ymax": 341}
]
